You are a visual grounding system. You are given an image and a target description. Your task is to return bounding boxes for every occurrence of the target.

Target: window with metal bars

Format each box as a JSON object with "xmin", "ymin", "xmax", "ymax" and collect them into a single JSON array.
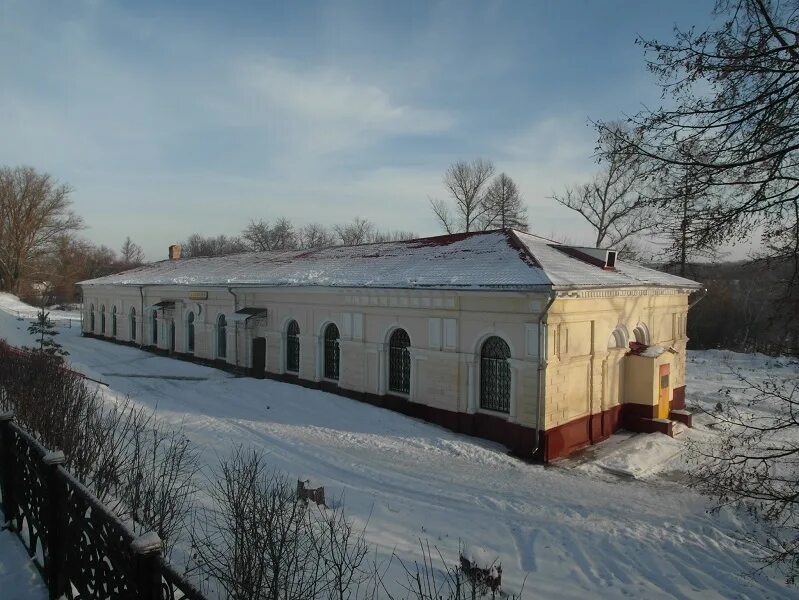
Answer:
[
  {"xmin": 130, "ymin": 308, "xmax": 136, "ymax": 341},
  {"xmin": 111, "ymin": 306, "xmax": 117, "ymax": 337},
  {"xmin": 480, "ymin": 336, "xmax": 511, "ymax": 413},
  {"xmin": 187, "ymin": 312, "xmax": 195, "ymax": 353},
  {"xmin": 100, "ymin": 306, "xmax": 106, "ymax": 334},
  {"xmin": 89, "ymin": 305, "xmax": 95, "ymax": 331},
  {"xmin": 217, "ymin": 314, "xmax": 227, "ymax": 358},
  {"xmin": 152, "ymin": 311, "xmax": 158, "ymax": 345},
  {"xmin": 323, "ymin": 323, "xmax": 340, "ymax": 380},
  {"xmin": 388, "ymin": 328, "xmax": 411, "ymax": 394},
  {"xmin": 286, "ymin": 320, "xmax": 300, "ymax": 373}
]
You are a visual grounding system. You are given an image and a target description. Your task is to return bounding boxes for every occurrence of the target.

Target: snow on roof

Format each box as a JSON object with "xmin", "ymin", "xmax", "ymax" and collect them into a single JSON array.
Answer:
[{"xmin": 79, "ymin": 230, "xmax": 702, "ymax": 292}]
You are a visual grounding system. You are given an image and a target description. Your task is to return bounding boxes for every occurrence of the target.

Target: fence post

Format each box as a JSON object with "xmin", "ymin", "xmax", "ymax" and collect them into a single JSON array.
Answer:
[
  {"xmin": 0, "ymin": 412, "xmax": 17, "ymax": 526},
  {"xmin": 132, "ymin": 531, "xmax": 163, "ymax": 600},
  {"xmin": 42, "ymin": 451, "xmax": 65, "ymax": 600}
]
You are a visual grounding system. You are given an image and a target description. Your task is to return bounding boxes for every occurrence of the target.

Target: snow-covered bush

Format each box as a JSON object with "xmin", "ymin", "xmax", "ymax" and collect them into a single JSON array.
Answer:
[
  {"xmin": 688, "ymin": 362, "xmax": 799, "ymax": 583},
  {"xmin": 0, "ymin": 340, "xmax": 198, "ymax": 557},
  {"xmin": 190, "ymin": 446, "xmax": 372, "ymax": 600}
]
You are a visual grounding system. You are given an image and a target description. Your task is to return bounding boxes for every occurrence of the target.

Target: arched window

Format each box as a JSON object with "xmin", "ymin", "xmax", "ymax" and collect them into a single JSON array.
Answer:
[
  {"xmin": 286, "ymin": 320, "xmax": 300, "ymax": 373},
  {"xmin": 100, "ymin": 305, "xmax": 106, "ymax": 334},
  {"xmin": 151, "ymin": 310, "xmax": 158, "ymax": 345},
  {"xmin": 217, "ymin": 314, "xmax": 227, "ymax": 359},
  {"xmin": 89, "ymin": 304, "xmax": 95, "ymax": 332},
  {"xmin": 169, "ymin": 320, "xmax": 176, "ymax": 352},
  {"xmin": 480, "ymin": 336, "xmax": 511, "ymax": 413},
  {"xmin": 323, "ymin": 323, "xmax": 340, "ymax": 380},
  {"xmin": 130, "ymin": 307, "xmax": 137, "ymax": 341},
  {"xmin": 186, "ymin": 312, "xmax": 195, "ymax": 353},
  {"xmin": 388, "ymin": 328, "xmax": 411, "ymax": 394},
  {"xmin": 111, "ymin": 306, "xmax": 117, "ymax": 337}
]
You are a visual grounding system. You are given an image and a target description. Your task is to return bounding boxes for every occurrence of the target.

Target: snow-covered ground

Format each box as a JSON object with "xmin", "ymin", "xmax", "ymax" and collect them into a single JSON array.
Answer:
[
  {"xmin": 1, "ymin": 292, "xmax": 798, "ymax": 599},
  {"xmin": 0, "ymin": 527, "xmax": 47, "ymax": 599}
]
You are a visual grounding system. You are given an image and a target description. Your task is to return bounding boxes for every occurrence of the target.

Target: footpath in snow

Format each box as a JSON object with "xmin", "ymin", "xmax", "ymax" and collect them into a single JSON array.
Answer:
[
  {"xmin": 1, "ymin": 292, "xmax": 798, "ymax": 599},
  {"xmin": 0, "ymin": 527, "xmax": 47, "ymax": 600}
]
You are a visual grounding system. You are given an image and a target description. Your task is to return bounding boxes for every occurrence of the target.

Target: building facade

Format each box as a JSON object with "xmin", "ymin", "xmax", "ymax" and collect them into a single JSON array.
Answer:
[{"xmin": 79, "ymin": 230, "xmax": 702, "ymax": 461}]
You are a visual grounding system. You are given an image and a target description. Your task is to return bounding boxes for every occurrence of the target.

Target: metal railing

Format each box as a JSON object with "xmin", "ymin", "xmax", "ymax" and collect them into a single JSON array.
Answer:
[{"xmin": 0, "ymin": 413, "xmax": 206, "ymax": 600}]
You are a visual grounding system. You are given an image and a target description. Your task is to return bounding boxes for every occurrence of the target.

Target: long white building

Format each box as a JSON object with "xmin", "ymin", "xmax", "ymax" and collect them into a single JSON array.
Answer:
[{"xmin": 79, "ymin": 229, "xmax": 702, "ymax": 461}]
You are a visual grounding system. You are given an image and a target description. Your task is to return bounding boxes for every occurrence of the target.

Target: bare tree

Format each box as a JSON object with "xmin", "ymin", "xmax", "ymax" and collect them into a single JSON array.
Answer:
[
  {"xmin": 298, "ymin": 223, "xmax": 337, "ymax": 249},
  {"xmin": 642, "ymin": 140, "xmax": 725, "ymax": 275},
  {"xmin": 335, "ymin": 218, "xmax": 376, "ymax": 246},
  {"xmin": 430, "ymin": 159, "xmax": 495, "ymax": 233},
  {"xmin": 552, "ymin": 125, "xmax": 652, "ymax": 248},
  {"xmin": 36, "ymin": 235, "xmax": 123, "ymax": 304},
  {"xmin": 0, "ymin": 166, "xmax": 83, "ymax": 292},
  {"xmin": 190, "ymin": 447, "xmax": 371, "ymax": 600},
  {"xmin": 654, "ymin": 177, "xmax": 721, "ymax": 276},
  {"xmin": 0, "ymin": 345, "xmax": 199, "ymax": 558},
  {"xmin": 119, "ymin": 416, "xmax": 199, "ymax": 558},
  {"xmin": 242, "ymin": 218, "xmax": 299, "ymax": 252},
  {"xmin": 688, "ymin": 366, "xmax": 799, "ymax": 582},
  {"xmin": 382, "ymin": 540, "xmax": 525, "ymax": 600},
  {"xmin": 370, "ymin": 230, "xmax": 418, "ymax": 243},
  {"xmin": 598, "ymin": 0, "xmax": 799, "ymax": 294},
  {"xmin": 180, "ymin": 233, "xmax": 246, "ymax": 258},
  {"xmin": 480, "ymin": 173, "xmax": 528, "ymax": 230},
  {"xmin": 120, "ymin": 237, "xmax": 144, "ymax": 266}
]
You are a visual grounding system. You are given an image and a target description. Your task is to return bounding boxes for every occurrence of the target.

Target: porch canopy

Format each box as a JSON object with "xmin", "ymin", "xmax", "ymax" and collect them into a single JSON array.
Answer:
[{"xmin": 227, "ymin": 307, "xmax": 268, "ymax": 323}]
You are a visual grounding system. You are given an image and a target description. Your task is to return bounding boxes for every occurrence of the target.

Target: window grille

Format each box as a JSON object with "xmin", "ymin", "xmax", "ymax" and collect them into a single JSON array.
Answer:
[
  {"xmin": 130, "ymin": 308, "xmax": 136, "ymax": 341},
  {"xmin": 187, "ymin": 312, "xmax": 195, "ymax": 353},
  {"xmin": 100, "ymin": 306, "xmax": 106, "ymax": 334},
  {"xmin": 152, "ymin": 311, "xmax": 158, "ymax": 345},
  {"xmin": 111, "ymin": 306, "xmax": 117, "ymax": 337},
  {"xmin": 90, "ymin": 305, "xmax": 95, "ymax": 332},
  {"xmin": 217, "ymin": 315, "xmax": 227, "ymax": 358},
  {"xmin": 324, "ymin": 323, "xmax": 340, "ymax": 380},
  {"xmin": 480, "ymin": 336, "xmax": 511, "ymax": 413},
  {"xmin": 388, "ymin": 329, "xmax": 411, "ymax": 394},
  {"xmin": 286, "ymin": 320, "xmax": 300, "ymax": 373}
]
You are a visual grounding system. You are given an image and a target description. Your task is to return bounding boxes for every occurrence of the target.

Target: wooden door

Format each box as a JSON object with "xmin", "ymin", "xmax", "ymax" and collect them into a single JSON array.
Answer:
[
  {"xmin": 252, "ymin": 337, "xmax": 266, "ymax": 379},
  {"xmin": 658, "ymin": 364, "xmax": 671, "ymax": 419}
]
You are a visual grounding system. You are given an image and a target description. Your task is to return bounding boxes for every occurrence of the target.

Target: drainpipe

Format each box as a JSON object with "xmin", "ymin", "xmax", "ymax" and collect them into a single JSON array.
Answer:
[
  {"xmin": 531, "ymin": 291, "xmax": 557, "ymax": 460},
  {"xmin": 227, "ymin": 287, "xmax": 239, "ymax": 367},
  {"xmin": 139, "ymin": 286, "xmax": 145, "ymax": 348}
]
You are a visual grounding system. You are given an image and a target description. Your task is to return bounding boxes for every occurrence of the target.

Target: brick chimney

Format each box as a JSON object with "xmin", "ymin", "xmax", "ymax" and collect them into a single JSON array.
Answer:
[{"xmin": 168, "ymin": 244, "xmax": 181, "ymax": 260}]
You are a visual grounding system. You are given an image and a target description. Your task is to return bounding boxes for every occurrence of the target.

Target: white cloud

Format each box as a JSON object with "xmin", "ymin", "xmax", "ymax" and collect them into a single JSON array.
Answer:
[
  {"xmin": 216, "ymin": 57, "xmax": 454, "ymax": 166},
  {"xmin": 236, "ymin": 58, "xmax": 452, "ymax": 135}
]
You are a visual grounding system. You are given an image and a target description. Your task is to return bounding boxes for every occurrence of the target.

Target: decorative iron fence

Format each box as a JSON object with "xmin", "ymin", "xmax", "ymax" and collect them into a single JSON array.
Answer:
[{"xmin": 0, "ymin": 412, "xmax": 206, "ymax": 600}]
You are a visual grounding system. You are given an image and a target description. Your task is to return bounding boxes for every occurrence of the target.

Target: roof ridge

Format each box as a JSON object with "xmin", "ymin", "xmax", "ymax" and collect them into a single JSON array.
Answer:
[{"xmin": 511, "ymin": 229, "xmax": 565, "ymax": 245}]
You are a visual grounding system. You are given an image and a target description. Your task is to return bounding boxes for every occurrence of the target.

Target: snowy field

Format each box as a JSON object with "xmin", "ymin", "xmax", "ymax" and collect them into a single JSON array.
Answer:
[{"xmin": 1, "ymin": 292, "xmax": 798, "ymax": 599}]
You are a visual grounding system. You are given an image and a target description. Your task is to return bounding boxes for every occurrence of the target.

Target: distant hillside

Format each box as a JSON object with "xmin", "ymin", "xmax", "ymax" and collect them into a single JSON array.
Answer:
[{"xmin": 654, "ymin": 258, "xmax": 798, "ymax": 356}]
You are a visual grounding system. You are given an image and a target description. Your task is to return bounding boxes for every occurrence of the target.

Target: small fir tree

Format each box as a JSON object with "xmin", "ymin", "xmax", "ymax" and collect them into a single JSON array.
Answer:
[{"xmin": 28, "ymin": 308, "xmax": 68, "ymax": 359}]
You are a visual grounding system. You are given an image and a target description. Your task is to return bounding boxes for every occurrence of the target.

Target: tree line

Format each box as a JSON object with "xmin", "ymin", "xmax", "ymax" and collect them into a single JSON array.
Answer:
[
  {"xmin": 0, "ymin": 165, "xmax": 146, "ymax": 303},
  {"xmin": 0, "ymin": 165, "xmax": 419, "ymax": 303},
  {"xmin": 180, "ymin": 217, "xmax": 418, "ymax": 258}
]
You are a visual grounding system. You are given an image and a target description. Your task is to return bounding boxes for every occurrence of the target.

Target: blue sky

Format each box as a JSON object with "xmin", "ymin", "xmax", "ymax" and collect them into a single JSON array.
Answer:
[{"xmin": 0, "ymin": 0, "xmax": 716, "ymax": 259}]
